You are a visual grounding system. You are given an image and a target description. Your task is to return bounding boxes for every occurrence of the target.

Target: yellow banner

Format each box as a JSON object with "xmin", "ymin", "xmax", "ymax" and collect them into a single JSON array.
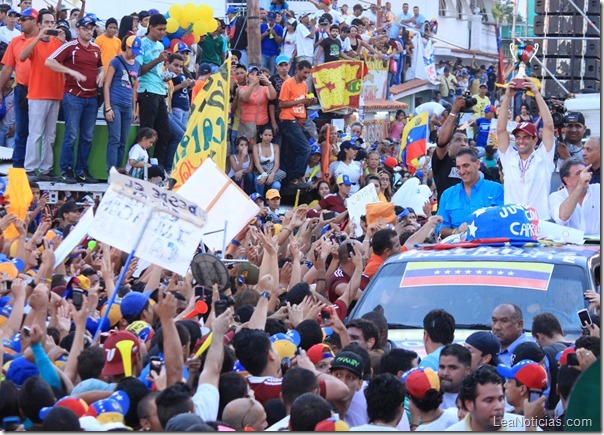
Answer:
[
  {"xmin": 311, "ymin": 61, "xmax": 364, "ymax": 112},
  {"xmin": 170, "ymin": 58, "xmax": 231, "ymax": 191}
]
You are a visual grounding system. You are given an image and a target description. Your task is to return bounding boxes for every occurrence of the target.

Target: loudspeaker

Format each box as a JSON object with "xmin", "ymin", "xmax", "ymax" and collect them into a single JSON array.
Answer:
[
  {"xmin": 581, "ymin": 79, "xmax": 600, "ymax": 92},
  {"xmin": 541, "ymin": 78, "xmax": 579, "ymax": 97},
  {"xmin": 582, "ymin": 58, "xmax": 600, "ymax": 79},
  {"xmin": 584, "ymin": 39, "xmax": 600, "ymax": 57}
]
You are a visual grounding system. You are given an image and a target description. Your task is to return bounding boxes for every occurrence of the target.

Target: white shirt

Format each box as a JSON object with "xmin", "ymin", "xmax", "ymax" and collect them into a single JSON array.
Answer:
[
  {"xmin": 446, "ymin": 412, "xmax": 543, "ymax": 431},
  {"xmin": 192, "ymin": 383, "xmax": 220, "ymax": 422},
  {"xmin": 416, "ymin": 408, "xmax": 459, "ymax": 431},
  {"xmin": 351, "ymin": 423, "xmax": 398, "ymax": 431},
  {"xmin": 0, "ymin": 27, "xmax": 20, "ymax": 44},
  {"xmin": 265, "ymin": 415, "xmax": 290, "ymax": 431},
  {"xmin": 440, "ymin": 392, "xmax": 458, "ymax": 410},
  {"xmin": 294, "ymin": 24, "xmax": 314, "ymax": 58},
  {"xmin": 346, "ymin": 383, "xmax": 410, "ymax": 431},
  {"xmin": 329, "ymin": 160, "xmax": 363, "ymax": 194},
  {"xmin": 338, "ymin": 35, "xmax": 352, "ymax": 51},
  {"xmin": 126, "ymin": 143, "xmax": 148, "ymax": 173},
  {"xmin": 361, "ymin": 10, "xmax": 377, "ymax": 23},
  {"xmin": 548, "ymin": 184, "xmax": 600, "ymax": 235},
  {"xmin": 499, "ymin": 144, "xmax": 555, "ymax": 220},
  {"xmin": 345, "ymin": 13, "xmax": 361, "ymax": 25}
]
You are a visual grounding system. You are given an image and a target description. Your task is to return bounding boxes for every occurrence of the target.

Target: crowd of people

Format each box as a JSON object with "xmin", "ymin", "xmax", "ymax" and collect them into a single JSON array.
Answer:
[{"xmin": 0, "ymin": 0, "xmax": 600, "ymax": 432}]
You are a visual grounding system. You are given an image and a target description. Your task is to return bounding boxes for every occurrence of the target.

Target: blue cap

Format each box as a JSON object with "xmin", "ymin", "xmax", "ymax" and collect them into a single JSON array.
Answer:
[
  {"xmin": 120, "ymin": 292, "xmax": 150, "ymax": 321},
  {"xmin": 250, "ymin": 192, "xmax": 263, "ymax": 202},
  {"xmin": 6, "ymin": 356, "xmax": 40, "ymax": 387},
  {"xmin": 248, "ymin": 65, "xmax": 260, "ymax": 74},
  {"xmin": 126, "ymin": 36, "xmax": 143, "ymax": 56},
  {"xmin": 466, "ymin": 331, "xmax": 501, "ymax": 364},
  {"xmin": 20, "ymin": 8, "xmax": 38, "ymax": 18},
  {"xmin": 310, "ymin": 144, "xmax": 321, "ymax": 155},
  {"xmin": 7, "ymin": 9, "xmax": 19, "ymax": 16},
  {"xmin": 397, "ymin": 208, "xmax": 410, "ymax": 219},
  {"xmin": 199, "ymin": 63, "xmax": 212, "ymax": 75},
  {"xmin": 76, "ymin": 16, "xmax": 97, "ymax": 27},
  {"xmin": 175, "ymin": 42, "xmax": 191, "ymax": 53},
  {"xmin": 267, "ymin": 11, "xmax": 277, "ymax": 20},
  {"xmin": 415, "ymin": 170, "xmax": 424, "ymax": 179},
  {"xmin": 336, "ymin": 174, "xmax": 352, "ymax": 186},
  {"xmin": 464, "ymin": 204, "xmax": 539, "ymax": 243},
  {"xmin": 276, "ymin": 54, "xmax": 290, "ymax": 65},
  {"xmin": 340, "ymin": 140, "xmax": 360, "ymax": 151},
  {"xmin": 227, "ymin": 6, "xmax": 238, "ymax": 14}
]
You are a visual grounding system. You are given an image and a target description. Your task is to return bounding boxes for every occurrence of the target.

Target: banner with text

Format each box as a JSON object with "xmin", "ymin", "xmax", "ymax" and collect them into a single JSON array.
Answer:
[
  {"xmin": 89, "ymin": 169, "xmax": 207, "ymax": 275},
  {"xmin": 311, "ymin": 60, "xmax": 364, "ymax": 112},
  {"xmin": 170, "ymin": 58, "xmax": 231, "ymax": 191},
  {"xmin": 347, "ymin": 183, "xmax": 380, "ymax": 237},
  {"xmin": 359, "ymin": 57, "xmax": 389, "ymax": 106}
]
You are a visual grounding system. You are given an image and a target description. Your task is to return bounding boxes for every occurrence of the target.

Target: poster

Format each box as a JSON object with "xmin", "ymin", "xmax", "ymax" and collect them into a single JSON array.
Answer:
[
  {"xmin": 346, "ymin": 183, "xmax": 380, "ymax": 237},
  {"xmin": 311, "ymin": 60, "xmax": 364, "ymax": 112}
]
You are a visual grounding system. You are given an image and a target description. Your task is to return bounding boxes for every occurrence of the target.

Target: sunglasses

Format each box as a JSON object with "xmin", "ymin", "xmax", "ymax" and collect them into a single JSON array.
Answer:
[{"xmin": 19, "ymin": 17, "xmax": 34, "ymax": 22}]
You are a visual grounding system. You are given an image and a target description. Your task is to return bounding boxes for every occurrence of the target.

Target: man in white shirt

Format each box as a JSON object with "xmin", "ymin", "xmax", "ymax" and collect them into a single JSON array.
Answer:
[
  {"xmin": 548, "ymin": 158, "xmax": 600, "ymax": 235},
  {"xmin": 294, "ymin": 14, "xmax": 315, "ymax": 64},
  {"xmin": 496, "ymin": 79, "xmax": 555, "ymax": 220},
  {"xmin": 345, "ymin": 3, "xmax": 364, "ymax": 25},
  {"xmin": 0, "ymin": 10, "xmax": 21, "ymax": 44},
  {"xmin": 350, "ymin": 374, "xmax": 406, "ymax": 431},
  {"xmin": 361, "ymin": 4, "xmax": 378, "ymax": 24}
]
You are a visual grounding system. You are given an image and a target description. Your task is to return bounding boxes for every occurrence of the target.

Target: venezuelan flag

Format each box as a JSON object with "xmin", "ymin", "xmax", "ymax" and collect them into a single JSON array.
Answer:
[{"xmin": 398, "ymin": 112, "xmax": 428, "ymax": 166}]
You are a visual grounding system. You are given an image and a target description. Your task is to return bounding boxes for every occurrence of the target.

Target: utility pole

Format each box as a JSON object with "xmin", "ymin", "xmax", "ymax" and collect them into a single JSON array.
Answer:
[{"xmin": 247, "ymin": 0, "xmax": 261, "ymax": 67}]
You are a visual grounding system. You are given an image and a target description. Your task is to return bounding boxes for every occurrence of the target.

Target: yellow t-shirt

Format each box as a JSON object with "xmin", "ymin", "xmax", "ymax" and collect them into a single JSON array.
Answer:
[
  {"xmin": 472, "ymin": 95, "xmax": 490, "ymax": 119},
  {"xmin": 95, "ymin": 34, "xmax": 123, "ymax": 74}
]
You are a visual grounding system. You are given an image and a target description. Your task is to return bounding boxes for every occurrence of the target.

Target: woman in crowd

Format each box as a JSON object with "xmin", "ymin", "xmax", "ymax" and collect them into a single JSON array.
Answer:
[
  {"xmin": 515, "ymin": 103, "xmax": 533, "ymax": 123},
  {"xmin": 238, "ymin": 67, "xmax": 277, "ymax": 144},
  {"xmin": 228, "ymin": 136, "xmax": 255, "ymax": 194},
  {"xmin": 253, "ymin": 126, "xmax": 285, "ymax": 195},
  {"xmin": 329, "ymin": 141, "xmax": 362, "ymax": 194},
  {"xmin": 389, "ymin": 109, "xmax": 406, "ymax": 142},
  {"xmin": 378, "ymin": 169, "xmax": 394, "ymax": 201}
]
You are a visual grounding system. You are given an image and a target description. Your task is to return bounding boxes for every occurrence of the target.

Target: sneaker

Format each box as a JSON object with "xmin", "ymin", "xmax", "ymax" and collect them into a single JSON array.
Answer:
[
  {"xmin": 75, "ymin": 171, "xmax": 99, "ymax": 184},
  {"xmin": 25, "ymin": 171, "xmax": 38, "ymax": 181},
  {"xmin": 37, "ymin": 171, "xmax": 62, "ymax": 182},
  {"xmin": 288, "ymin": 178, "xmax": 311, "ymax": 189},
  {"xmin": 61, "ymin": 170, "xmax": 77, "ymax": 184}
]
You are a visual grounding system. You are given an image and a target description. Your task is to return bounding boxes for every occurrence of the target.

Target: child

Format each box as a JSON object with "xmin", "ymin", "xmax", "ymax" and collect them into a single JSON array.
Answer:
[
  {"xmin": 27, "ymin": 181, "xmax": 49, "ymax": 233},
  {"xmin": 163, "ymin": 54, "xmax": 191, "ymax": 172},
  {"xmin": 126, "ymin": 127, "xmax": 164, "ymax": 181}
]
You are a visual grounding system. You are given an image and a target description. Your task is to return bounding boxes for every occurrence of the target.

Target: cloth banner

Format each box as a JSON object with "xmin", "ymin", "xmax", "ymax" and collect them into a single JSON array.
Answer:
[
  {"xmin": 170, "ymin": 57, "xmax": 231, "ymax": 191},
  {"xmin": 311, "ymin": 60, "xmax": 364, "ymax": 112},
  {"xmin": 398, "ymin": 112, "xmax": 429, "ymax": 165},
  {"xmin": 89, "ymin": 169, "xmax": 207, "ymax": 275}
]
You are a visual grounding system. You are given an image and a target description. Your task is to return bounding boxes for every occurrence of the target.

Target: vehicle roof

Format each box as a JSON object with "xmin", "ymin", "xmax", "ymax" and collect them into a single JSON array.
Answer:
[{"xmin": 386, "ymin": 244, "xmax": 600, "ymax": 267}]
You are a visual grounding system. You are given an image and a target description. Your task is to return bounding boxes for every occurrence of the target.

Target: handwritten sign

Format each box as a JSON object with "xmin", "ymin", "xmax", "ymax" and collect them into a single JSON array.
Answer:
[
  {"xmin": 311, "ymin": 61, "xmax": 364, "ymax": 112},
  {"xmin": 347, "ymin": 184, "xmax": 380, "ymax": 237},
  {"xmin": 170, "ymin": 58, "xmax": 231, "ymax": 191},
  {"xmin": 178, "ymin": 158, "xmax": 260, "ymax": 252},
  {"xmin": 88, "ymin": 169, "xmax": 207, "ymax": 275}
]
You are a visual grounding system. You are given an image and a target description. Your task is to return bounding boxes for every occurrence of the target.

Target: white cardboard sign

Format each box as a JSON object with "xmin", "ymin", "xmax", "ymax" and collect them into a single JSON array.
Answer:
[{"xmin": 347, "ymin": 183, "xmax": 379, "ymax": 237}]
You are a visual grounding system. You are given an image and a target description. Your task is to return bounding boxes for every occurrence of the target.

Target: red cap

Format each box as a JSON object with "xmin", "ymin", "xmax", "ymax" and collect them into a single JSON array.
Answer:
[
  {"xmin": 512, "ymin": 121, "xmax": 537, "ymax": 138},
  {"xmin": 558, "ymin": 347, "xmax": 576, "ymax": 366},
  {"xmin": 101, "ymin": 331, "xmax": 141, "ymax": 377},
  {"xmin": 307, "ymin": 343, "xmax": 334, "ymax": 364},
  {"xmin": 314, "ymin": 417, "xmax": 350, "ymax": 431},
  {"xmin": 384, "ymin": 157, "xmax": 398, "ymax": 169},
  {"xmin": 402, "ymin": 367, "xmax": 440, "ymax": 399}
]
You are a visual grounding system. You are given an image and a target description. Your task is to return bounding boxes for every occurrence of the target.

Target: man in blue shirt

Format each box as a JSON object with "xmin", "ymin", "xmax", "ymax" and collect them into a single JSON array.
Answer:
[
  {"xmin": 491, "ymin": 303, "xmax": 529, "ymax": 366},
  {"xmin": 136, "ymin": 13, "xmax": 171, "ymax": 169},
  {"xmin": 260, "ymin": 12, "xmax": 283, "ymax": 75},
  {"xmin": 410, "ymin": 6, "xmax": 425, "ymax": 30},
  {"xmin": 473, "ymin": 104, "xmax": 496, "ymax": 151},
  {"xmin": 437, "ymin": 148, "xmax": 504, "ymax": 237},
  {"xmin": 419, "ymin": 309, "xmax": 455, "ymax": 372}
]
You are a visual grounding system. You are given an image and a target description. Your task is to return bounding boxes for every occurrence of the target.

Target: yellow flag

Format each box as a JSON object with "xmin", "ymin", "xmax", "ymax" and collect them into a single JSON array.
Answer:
[{"xmin": 170, "ymin": 58, "xmax": 231, "ymax": 191}]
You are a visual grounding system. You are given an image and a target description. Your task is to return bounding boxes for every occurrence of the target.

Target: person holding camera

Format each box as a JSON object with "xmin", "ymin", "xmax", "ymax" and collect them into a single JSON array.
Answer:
[
  {"xmin": 497, "ymin": 80, "xmax": 555, "ymax": 220},
  {"xmin": 550, "ymin": 111, "xmax": 586, "ymax": 191}
]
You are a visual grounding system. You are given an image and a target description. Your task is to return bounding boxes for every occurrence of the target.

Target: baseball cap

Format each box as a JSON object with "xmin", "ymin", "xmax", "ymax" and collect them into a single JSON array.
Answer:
[
  {"xmin": 384, "ymin": 157, "xmax": 398, "ymax": 169},
  {"xmin": 7, "ymin": 9, "xmax": 20, "ymax": 16},
  {"xmin": 512, "ymin": 121, "xmax": 537, "ymax": 138},
  {"xmin": 85, "ymin": 391, "xmax": 130, "ymax": 425},
  {"xmin": 267, "ymin": 11, "xmax": 277, "ymax": 20},
  {"xmin": 5, "ymin": 356, "xmax": 40, "ymax": 386},
  {"xmin": 336, "ymin": 174, "xmax": 352, "ymax": 186},
  {"xmin": 76, "ymin": 16, "xmax": 97, "ymax": 28},
  {"xmin": 125, "ymin": 35, "xmax": 143, "ymax": 56},
  {"xmin": 56, "ymin": 19, "xmax": 70, "ymax": 28},
  {"xmin": 248, "ymin": 65, "xmax": 260, "ymax": 74},
  {"xmin": 100, "ymin": 302, "xmax": 122, "ymax": 328},
  {"xmin": 166, "ymin": 413, "xmax": 206, "ymax": 431},
  {"xmin": 329, "ymin": 351, "xmax": 364, "ymax": 378},
  {"xmin": 276, "ymin": 54, "xmax": 290, "ymax": 65},
  {"xmin": 307, "ymin": 343, "xmax": 335, "ymax": 364},
  {"xmin": 315, "ymin": 418, "xmax": 350, "ymax": 431},
  {"xmin": 266, "ymin": 189, "xmax": 281, "ymax": 200},
  {"xmin": 310, "ymin": 144, "xmax": 321, "ymax": 155},
  {"xmin": 464, "ymin": 204, "xmax": 539, "ymax": 243},
  {"xmin": 250, "ymin": 192, "xmax": 264, "ymax": 202},
  {"xmin": 71, "ymin": 378, "xmax": 117, "ymax": 395},
  {"xmin": 125, "ymin": 320, "xmax": 155, "ymax": 343},
  {"xmin": 20, "ymin": 8, "xmax": 38, "ymax": 19},
  {"xmin": 340, "ymin": 140, "xmax": 360, "ymax": 151},
  {"xmin": 101, "ymin": 330, "xmax": 141, "ymax": 376},
  {"xmin": 39, "ymin": 396, "xmax": 89, "ymax": 420},
  {"xmin": 199, "ymin": 63, "xmax": 212, "ymax": 75},
  {"xmin": 120, "ymin": 292, "xmax": 150, "ymax": 322},
  {"xmin": 402, "ymin": 367, "xmax": 440, "ymax": 399},
  {"xmin": 484, "ymin": 105, "xmax": 496, "ymax": 113},
  {"xmin": 479, "ymin": 83, "xmax": 488, "ymax": 88},
  {"xmin": 511, "ymin": 342, "xmax": 545, "ymax": 366},
  {"xmin": 174, "ymin": 42, "xmax": 191, "ymax": 53},
  {"xmin": 227, "ymin": 6, "xmax": 238, "ymax": 14},
  {"xmin": 497, "ymin": 359, "xmax": 548, "ymax": 390},
  {"xmin": 564, "ymin": 111, "xmax": 585, "ymax": 126},
  {"xmin": 557, "ymin": 347, "xmax": 576, "ymax": 365},
  {"xmin": 465, "ymin": 331, "xmax": 501, "ymax": 364},
  {"xmin": 319, "ymin": 17, "xmax": 329, "ymax": 25}
]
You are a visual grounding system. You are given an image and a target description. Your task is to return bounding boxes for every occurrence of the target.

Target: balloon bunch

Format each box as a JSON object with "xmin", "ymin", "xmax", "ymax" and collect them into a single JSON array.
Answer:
[{"xmin": 162, "ymin": 3, "xmax": 217, "ymax": 50}]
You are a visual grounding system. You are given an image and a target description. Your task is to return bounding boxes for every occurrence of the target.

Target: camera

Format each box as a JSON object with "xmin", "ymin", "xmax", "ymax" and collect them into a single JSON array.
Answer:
[
  {"xmin": 544, "ymin": 97, "xmax": 567, "ymax": 128},
  {"xmin": 461, "ymin": 91, "xmax": 477, "ymax": 112}
]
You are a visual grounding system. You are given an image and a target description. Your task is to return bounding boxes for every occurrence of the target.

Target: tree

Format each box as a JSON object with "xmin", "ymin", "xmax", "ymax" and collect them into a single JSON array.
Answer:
[{"xmin": 491, "ymin": 0, "xmax": 524, "ymax": 24}]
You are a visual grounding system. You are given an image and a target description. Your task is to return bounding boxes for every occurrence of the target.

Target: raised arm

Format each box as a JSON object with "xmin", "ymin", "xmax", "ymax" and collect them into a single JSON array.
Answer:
[{"xmin": 496, "ymin": 86, "xmax": 515, "ymax": 154}]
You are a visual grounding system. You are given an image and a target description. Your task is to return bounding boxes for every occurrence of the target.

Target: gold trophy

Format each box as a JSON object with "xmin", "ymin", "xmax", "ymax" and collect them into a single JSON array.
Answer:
[{"xmin": 509, "ymin": 42, "xmax": 539, "ymax": 89}]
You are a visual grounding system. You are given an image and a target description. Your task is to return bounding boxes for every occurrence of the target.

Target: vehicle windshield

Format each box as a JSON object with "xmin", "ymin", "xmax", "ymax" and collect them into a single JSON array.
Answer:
[{"xmin": 351, "ymin": 261, "xmax": 591, "ymax": 337}]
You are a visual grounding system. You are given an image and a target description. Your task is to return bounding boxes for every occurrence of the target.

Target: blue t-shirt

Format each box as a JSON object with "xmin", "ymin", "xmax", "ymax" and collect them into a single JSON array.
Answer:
[
  {"xmin": 260, "ymin": 22, "xmax": 284, "ymax": 56},
  {"xmin": 108, "ymin": 55, "xmax": 141, "ymax": 107},
  {"xmin": 475, "ymin": 117, "xmax": 491, "ymax": 148},
  {"xmin": 136, "ymin": 37, "xmax": 166, "ymax": 95},
  {"xmin": 171, "ymin": 74, "xmax": 190, "ymax": 111},
  {"xmin": 269, "ymin": 2, "xmax": 288, "ymax": 11}
]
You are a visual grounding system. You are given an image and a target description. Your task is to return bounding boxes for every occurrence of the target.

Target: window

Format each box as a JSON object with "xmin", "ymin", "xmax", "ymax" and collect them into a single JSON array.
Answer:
[
  {"xmin": 439, "ymin": 0, "xmax": 446, "ymax": 16},
  {"xmin": 456, "ymin": 0, "xmax": 463, "ymax": 19}
]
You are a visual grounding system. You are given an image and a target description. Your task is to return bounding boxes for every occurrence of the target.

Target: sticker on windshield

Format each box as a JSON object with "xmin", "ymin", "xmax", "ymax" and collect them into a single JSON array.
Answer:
[{"xmin": 399, "ymin": 262, "xmax": 554, "ymax": 291}]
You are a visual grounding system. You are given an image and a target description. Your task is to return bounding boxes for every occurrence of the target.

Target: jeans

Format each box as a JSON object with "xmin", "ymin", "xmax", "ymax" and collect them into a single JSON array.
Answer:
[
  {"xmin": 12, "ymin": 84, "xmax": 28, "ymax": 168},
  {"xmin": 138, "ymin": 91, "xmax": 171, "ymax": 168},
  {"xmin": 254, "ymin": 177, "xmax": 281, "ymax": 196},
  {"xmin": 261, "ymin": 54, "xmax": 277, "ymax": 75},
  {"xmin": 0, "ymin": 124, "xmax": 14, "ymax": 149},
  {"xmin": 172, "ymin": 107, "xmax": 190, "ymax": 127},
  {"xmin": 25, "ymin": 99, "xmax": 60, "ymax": 173},
  {"xmin": 60, "ymin": 93, "xmax": 97, "ymax": 174},
  {"xmin": 165, "ymin": 113, "xmax": 186, "ymax": 173},
  {"xmin": 231, "ymin": 172, "xmax": 256, "ymax": 194},
  {"xmin": 280, "ymin": 119, "xmax": 310, "ymax": 181},
  {"xmin": 106, "ymin": 102, "xmax": 133, "ymax": 172}
]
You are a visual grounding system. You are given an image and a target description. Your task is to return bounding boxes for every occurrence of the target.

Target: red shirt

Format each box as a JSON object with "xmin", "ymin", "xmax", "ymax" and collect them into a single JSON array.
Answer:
[
  {"xmin": 247, "ymin": 376, "xmax": 327, "ymax": 405},
  {"xmin": 2, "ymin": 35, "xmax": 33, "ymax": 86},
  {"xmin": 319, "ymin": 193, "xmax": 347, "ymax": 213},
  {"xmin": 49, "ymin": 39, "xmax": 102, "ymax": 98},
  {"xmin": 325, "ymin": 267, "xmax": 368, "ymax": 303}
]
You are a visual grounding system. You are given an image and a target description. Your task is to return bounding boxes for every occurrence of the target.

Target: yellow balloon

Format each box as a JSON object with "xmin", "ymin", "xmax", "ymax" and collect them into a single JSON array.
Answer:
[
  {"xmin": 168, "ymin": 4, "xmax": 183, "ymax": 21},
  {"xmin": 193, "ymin": 20, "xmax": 209, "ymax": 36},
  {"xmin": 183, "ymin": 3, "xmax": 198, "ymax": 19},
  {"xmin": 205, "ymin": 18, "xmax": 218, "ymax": 32},
  {"xmin": 198, "ymin": 4, "xmax": 214, "ymax": 21},
  {"xmin": 166, "ymin": 17, "xmax": 179, "ymax": 34},
  {"xmin": 180, "ymin": 17, "xmax": 192, "ymax": 28}
]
